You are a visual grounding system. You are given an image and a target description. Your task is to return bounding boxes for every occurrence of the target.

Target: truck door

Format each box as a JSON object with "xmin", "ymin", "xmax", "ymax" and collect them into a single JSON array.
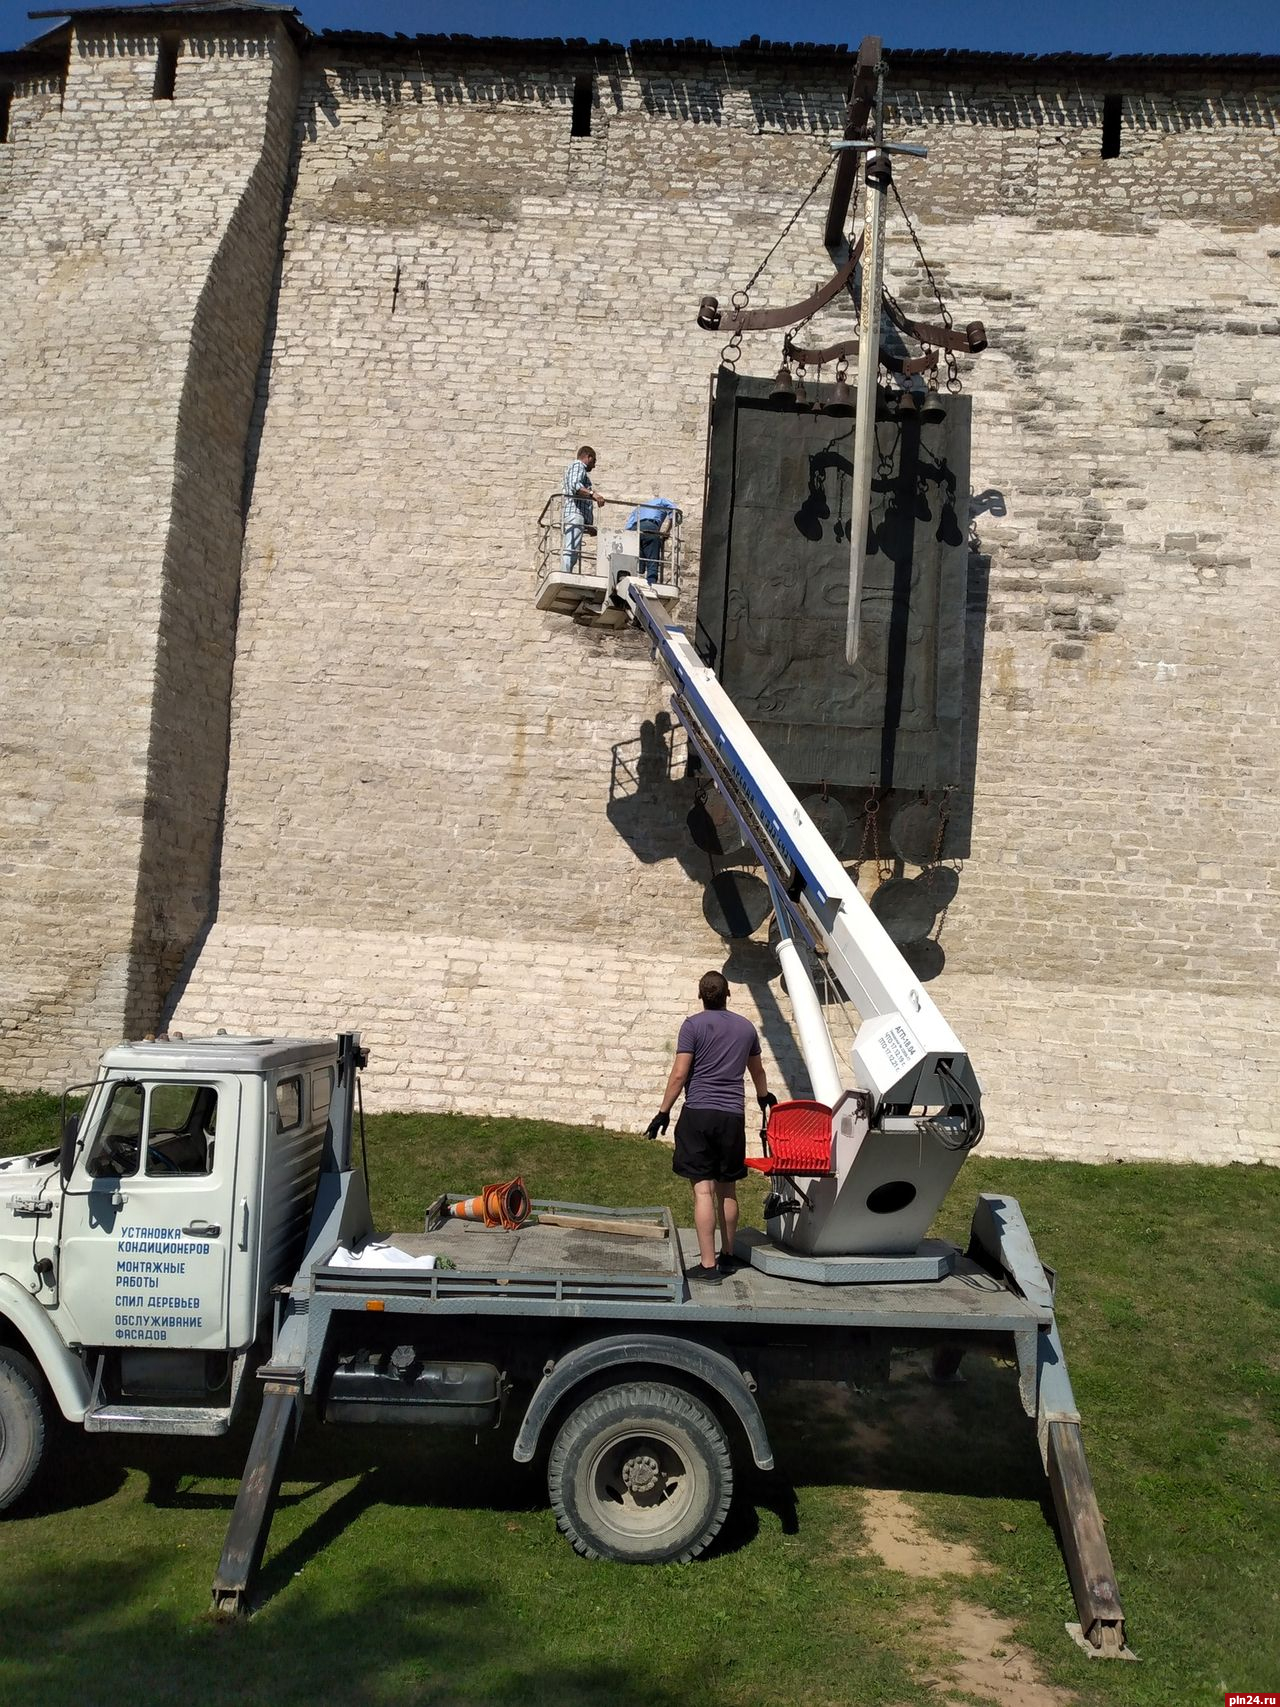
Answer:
[{"xmin": 57, "ymin": 1075, "xmax": 242, "ymax": 1352}]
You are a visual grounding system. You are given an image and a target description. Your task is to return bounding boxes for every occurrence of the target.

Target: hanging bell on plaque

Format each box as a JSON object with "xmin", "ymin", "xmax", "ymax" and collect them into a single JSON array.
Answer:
[{"xmin": 826, "ymin": 363, "xmax": 854, "ymax": 416}]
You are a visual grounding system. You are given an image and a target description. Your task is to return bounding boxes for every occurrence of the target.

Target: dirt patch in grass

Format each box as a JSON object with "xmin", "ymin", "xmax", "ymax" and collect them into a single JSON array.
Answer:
[
  {"xmin": 917, "ymin": 1598, "xmax": 1079, "ymax": 1707},
  {"xmin": 823, "ymin": 1402, "xmax": 1073, "ymax": 1707},
  {"xmin": 859, "ymin": 1487, "xmax": 988, "ymax": 1578}
]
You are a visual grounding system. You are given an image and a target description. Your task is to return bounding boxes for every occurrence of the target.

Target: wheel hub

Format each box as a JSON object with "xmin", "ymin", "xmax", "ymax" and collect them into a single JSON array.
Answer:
[{"xmin": 621, "ymin": 1452, "xmax": 661, "ymax": 1499}]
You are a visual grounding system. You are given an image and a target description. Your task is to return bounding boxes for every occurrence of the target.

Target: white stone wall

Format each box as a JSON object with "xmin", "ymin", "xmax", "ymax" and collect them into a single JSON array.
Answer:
[
  {"xmin": 0, "ymin": 19, "xmax": 298, "ymax": 1086},
  {"xmin": 172, "ymin": 46, "xmax": 1280, "ymax": 1164},
  {"xmin": 4, "ymin": 30, "xmax": 1278, "ymax": 1167}
]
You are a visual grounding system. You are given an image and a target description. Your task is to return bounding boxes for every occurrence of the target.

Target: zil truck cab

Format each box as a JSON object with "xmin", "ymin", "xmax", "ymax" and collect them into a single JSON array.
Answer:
[{"xmin": 0, "ymin": 1034, "xmax": 337, "ymax": 1487}]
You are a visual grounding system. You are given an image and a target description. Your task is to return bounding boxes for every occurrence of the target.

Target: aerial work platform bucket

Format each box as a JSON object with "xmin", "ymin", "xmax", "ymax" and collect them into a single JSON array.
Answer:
[
  {"xmin": 535, "ymin": 517, "xmax": 681, "ymax": 628},
  {"xmin": 535, "ymin": 568, "xmax": 681, "ymax": 627}
]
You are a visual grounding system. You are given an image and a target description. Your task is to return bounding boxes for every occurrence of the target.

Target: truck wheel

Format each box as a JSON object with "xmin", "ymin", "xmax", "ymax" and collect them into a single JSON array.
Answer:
[
  {"xmin": 0, "ymin": 1348, "xmax": 48, "ymax": 1513},
  {"xmin": 547, "ymin": 1381, "xmax": 733, "ymax": 1564}
]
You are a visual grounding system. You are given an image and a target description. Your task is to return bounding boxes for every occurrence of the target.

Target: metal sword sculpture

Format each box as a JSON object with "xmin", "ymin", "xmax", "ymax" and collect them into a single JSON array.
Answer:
[{"xmin": 695, "ymin": 36, "xmax": 988, "ymax": 665}]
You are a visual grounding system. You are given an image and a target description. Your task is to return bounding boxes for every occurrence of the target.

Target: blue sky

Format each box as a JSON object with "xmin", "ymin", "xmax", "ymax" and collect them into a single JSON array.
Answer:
[{"xmin": 4, "ymin": 0, "xmax": 1280, "ymax": 56}]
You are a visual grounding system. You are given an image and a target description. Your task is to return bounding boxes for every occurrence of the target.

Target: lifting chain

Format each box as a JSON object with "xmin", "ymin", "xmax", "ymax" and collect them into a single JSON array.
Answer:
[
  {"xmin": 889, "ymin": 177, "xmax": 963, "ymax": 394},
  {"xmin": 783, "ymin": 171, "xmax": 861, "ymax": 393},
  {"xmin": 719, "ymin": 154, "xmax": 837, "ymax": 371},
  {"xmin": 851, "ymin": 789, "xmax": 890, "ymax": 888},
  {"xmin": 880, "ymin": 280, "xmax": 940, "ymax": 393}
]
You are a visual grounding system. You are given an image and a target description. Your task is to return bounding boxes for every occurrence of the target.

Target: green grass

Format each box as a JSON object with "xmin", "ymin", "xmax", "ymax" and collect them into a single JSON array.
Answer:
[{"xmin": 1, "ymin": 1094, "xmax": 1277, "ymax": 1706}]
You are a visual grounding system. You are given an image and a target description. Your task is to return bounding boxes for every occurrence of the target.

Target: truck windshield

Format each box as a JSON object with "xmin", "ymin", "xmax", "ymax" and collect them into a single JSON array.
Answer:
[
  {"xmin": 86, "ymin": 1082, "xmax": 144, "ymax": 1178},
  {"xmin": 84, "ymin": 1082, "xmax": 218, "ymax": 1179}
]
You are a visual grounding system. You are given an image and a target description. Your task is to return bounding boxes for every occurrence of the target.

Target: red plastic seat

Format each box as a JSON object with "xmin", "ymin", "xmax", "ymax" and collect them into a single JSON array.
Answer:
[{"xmin": 744, "ymin": 1098, "xmax": 834, "ymax": 1177}]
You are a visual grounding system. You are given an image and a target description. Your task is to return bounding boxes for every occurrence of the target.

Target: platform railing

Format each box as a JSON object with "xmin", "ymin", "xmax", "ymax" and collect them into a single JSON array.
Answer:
[{"xmin": 536, "ymin": 493, "xmax": 685, "ymax": 592}]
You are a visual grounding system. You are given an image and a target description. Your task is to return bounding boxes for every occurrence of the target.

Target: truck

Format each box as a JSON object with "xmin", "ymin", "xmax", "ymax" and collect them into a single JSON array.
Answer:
[{"xmin": 0, "ymin": 569, "xmax": 1130, "ymax": 1656}]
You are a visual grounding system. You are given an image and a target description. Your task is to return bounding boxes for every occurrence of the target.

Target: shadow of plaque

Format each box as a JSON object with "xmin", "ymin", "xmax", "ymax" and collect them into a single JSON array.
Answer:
[
  {"xmin": 703, "ymin": 871, "xmax": 772, "ymax": 939},
  {"xmin": 868, "ymin": 875, "xmax": 939, "ymax": 945},
  {"xmin": 697, "ymin": 371, "xmax": 978, "ymax": 856},
  {"xmin": 799, "ymin": 792, "xmax": 850, "ymax": 854}
]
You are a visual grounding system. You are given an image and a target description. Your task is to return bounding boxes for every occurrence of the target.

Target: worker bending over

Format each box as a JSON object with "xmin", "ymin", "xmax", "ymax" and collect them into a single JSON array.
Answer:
[
  {"xmin": 647, "ymin": 972, "xmax": 775, "ymax": 1284},
  {"xmin": 624, "ymin": 495, "xmax": 679, "ymax": 583}
]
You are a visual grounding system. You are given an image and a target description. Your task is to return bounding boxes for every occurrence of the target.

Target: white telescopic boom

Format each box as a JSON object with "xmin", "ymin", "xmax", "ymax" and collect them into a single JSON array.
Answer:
[{"xmin": 623, "ymin": 583, "xmax": 978, "ymax": 1119}]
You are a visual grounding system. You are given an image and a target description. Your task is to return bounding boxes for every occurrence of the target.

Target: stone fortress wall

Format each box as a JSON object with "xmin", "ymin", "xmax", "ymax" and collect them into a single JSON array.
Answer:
[{"xmin": 2, "ymin": 9, "xmax": 1278, "ymax": 1165}]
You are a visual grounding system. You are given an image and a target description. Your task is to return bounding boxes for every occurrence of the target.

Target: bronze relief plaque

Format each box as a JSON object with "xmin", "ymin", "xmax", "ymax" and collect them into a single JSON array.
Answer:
[{"xmin": 696, "ymin": 371, "xmax": 971, "ymax": 793}]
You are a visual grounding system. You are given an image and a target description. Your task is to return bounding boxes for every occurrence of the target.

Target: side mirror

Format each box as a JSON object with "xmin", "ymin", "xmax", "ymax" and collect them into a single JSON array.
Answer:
[{"xmin": 60, "ymin": 1115, "xmax": 79, "ymax": 1184}]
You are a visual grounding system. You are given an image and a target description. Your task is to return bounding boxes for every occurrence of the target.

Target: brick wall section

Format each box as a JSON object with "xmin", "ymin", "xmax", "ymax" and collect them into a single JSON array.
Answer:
[
  {"xmin": 3, "ymin": 28, "xmax": 1278, "ymax": 1167},
  {"xmin": 166, "ymin": 43, "xmax": 1280, "ymax": 1165},
  {"xmin": 0, "ymin": 19, "xmax": 298, "ymax": 1086}
]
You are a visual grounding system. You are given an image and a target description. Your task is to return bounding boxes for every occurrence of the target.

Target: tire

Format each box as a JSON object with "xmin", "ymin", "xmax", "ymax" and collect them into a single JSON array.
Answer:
[
  {"xmin": 547, "ymin": 1381, "xmax": 733, "ymax": 1564},
  {"xmin": 0, "ymin": 1348, "xmax": 48, "ymax": 1513}
]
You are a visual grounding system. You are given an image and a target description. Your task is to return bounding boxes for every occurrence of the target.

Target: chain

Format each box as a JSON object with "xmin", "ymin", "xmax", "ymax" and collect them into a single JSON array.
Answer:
[
  {"xmin": 852, "ymin": 789, "xmax": 890, "ymax": 888},
  {"xmin": 876, "ymin": 415, "xmax": 900, "ymax": 480},
  {"xmin": 872, "ymin": 790, "xmax": 892, "ymax": 882},
  {"xmin": 722, "ymin": 154, "xmax": 838, "ymax": 372},
  {"xmin": 889, "ymin": 177, "xmax": 962, "ymax": 394},
  {"xmin": 723, "ymin": 155, "xmax": 843, "ymax": 368},
  {"xmin": 736, "ymin": 153, "xmax": 836, "ymax": 307},
  {"xmin": 850, "ymin": 793, "xmax": 872, "ymax": 886},
  {"xmin": 930, "ymin": 786, "xmax": 953, "ymax": 865},
  {"xmin": 794, "ymin": 166, "xmax": 859, "ymax": 345}
]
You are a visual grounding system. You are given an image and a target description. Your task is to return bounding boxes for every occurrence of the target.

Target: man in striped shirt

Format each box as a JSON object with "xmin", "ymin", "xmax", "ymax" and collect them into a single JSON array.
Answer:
[{"xmin": 561, "ymin": 444, "xmax": 607, "ymax": 573}]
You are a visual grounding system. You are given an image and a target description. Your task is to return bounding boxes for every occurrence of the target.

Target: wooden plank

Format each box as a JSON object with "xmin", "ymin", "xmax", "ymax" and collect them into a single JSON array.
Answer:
[
  {"xmin": 823, "ymin": 34, "xmax": 882, "ymax": 252},
  {"xmin": 533, "ymin": 1212, "xmax": 667, "ymax": 1241},
  {"xmin": 1047, "ymin": 1419, "xmax": 1129, "ymax": 1655},
  {"xmin": 210, "ymin": 1380, "xmax": 302, "ymax": 1617}
]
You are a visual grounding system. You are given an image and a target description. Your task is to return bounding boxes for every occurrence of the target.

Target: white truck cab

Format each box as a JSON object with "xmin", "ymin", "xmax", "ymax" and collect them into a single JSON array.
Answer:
[{"xmin": 0, "ymin": 1035, "xmax": 334, "ymax": 1497}]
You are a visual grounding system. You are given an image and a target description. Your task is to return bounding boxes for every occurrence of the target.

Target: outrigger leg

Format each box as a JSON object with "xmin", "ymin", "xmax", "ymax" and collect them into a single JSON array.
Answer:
[
  {"xmin": 210, "ymin": 1373, "xmax": 303, "ymax": 1617},
  {"xmin": 968, "ymin": 1195, "xmax": 1136, "ymax": 1659},
  {"xmin": 1048, "ymin": 1417, "xmax": 1130, "ymax": 1656}
]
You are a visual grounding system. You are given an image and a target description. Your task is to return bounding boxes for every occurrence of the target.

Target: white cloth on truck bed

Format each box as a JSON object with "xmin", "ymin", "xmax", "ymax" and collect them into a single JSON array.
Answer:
[{"xmin": 329, "ymin": 1242, "xmax": 437, "ymax": 1270}]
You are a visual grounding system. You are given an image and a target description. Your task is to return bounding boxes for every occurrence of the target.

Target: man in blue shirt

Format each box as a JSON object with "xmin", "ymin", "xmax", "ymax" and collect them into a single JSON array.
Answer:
[
  {"xmin": 646, "ymin": 971, "xmax": 775, "ymax": 1283},
  {"xmin": 624, "ymin": 496, "xmax": 678, "ymax": 583}
]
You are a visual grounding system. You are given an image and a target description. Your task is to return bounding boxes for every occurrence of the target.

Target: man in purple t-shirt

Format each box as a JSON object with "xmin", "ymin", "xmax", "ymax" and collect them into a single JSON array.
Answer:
[{"xmin": 645, "ymin": 971, "xmax": 775, "ymax": 1284}]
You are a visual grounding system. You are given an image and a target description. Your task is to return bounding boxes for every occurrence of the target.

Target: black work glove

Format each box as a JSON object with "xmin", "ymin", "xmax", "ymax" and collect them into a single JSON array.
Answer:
[
  {"xmin": 757, "ymin": 1093, "xmax": 778, "ymax": 1113},
  {"xmin": 645, "ymin": 1110, "xmax": 670, "ymax": 1140}
]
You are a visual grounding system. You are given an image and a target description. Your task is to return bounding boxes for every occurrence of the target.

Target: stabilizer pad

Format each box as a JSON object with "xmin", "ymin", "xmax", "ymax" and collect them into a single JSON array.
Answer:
[{"xmin": 748, "ymin": 1237, "xmax": 959, "ymax": 1285}]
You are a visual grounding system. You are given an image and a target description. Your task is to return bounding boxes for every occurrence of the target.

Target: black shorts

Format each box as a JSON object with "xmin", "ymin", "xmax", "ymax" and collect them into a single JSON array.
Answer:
[{"xmin": 673, "ymin": 1107, "xmax": 748, "ymax": 1183}]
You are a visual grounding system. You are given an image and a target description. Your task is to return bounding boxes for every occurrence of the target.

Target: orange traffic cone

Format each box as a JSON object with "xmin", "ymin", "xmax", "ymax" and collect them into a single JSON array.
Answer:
[
  {"xmin": 450, "ymin": 1193, "xmax": 490, "ymax": 1223},
  {"xmin": 448, "ymin": 1177, "xmax": 531, "ymax": 1230}
]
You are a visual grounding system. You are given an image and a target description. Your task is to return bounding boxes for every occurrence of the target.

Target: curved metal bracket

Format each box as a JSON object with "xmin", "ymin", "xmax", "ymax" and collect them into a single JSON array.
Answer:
[
  {"xmin": 697, "ymin": 234, "xmax": 863, "ymax": 334},
  {"xmin": 785, "ymin": 334, "xmax": 937, "ymax": 377},
  {"xmin": 881, "ymin": 296, "xmax": 988, "ymax": 353}
]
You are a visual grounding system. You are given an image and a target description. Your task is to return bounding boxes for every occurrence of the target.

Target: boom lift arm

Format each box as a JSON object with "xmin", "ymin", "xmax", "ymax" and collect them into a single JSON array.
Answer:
[{"xmin": 614, "ymin": 573, "xmax": 982, "ymax": 1259}]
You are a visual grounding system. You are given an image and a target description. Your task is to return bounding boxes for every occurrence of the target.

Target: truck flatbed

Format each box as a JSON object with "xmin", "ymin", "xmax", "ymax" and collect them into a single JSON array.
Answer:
[{"xmin": 309, "ymin": 1213, "xmax": 1051, "ymax": 1338}]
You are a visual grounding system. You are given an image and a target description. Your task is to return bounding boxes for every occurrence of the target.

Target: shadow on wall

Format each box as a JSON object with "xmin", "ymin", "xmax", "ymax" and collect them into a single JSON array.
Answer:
[
  {"xmin": 161, "ymin": 79, "xmax": 307, "ymax": 1035},
  {"xmin": 605, "ymin": 713, "xmax": 811, "ymax": 1097},
  {"xmin": 314, "ymin": 60, "xmax": 728, "ymax": 130},
  {"xmin": 719, "ymin": 937, "xmax": 809, "ymax": 1101}
]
